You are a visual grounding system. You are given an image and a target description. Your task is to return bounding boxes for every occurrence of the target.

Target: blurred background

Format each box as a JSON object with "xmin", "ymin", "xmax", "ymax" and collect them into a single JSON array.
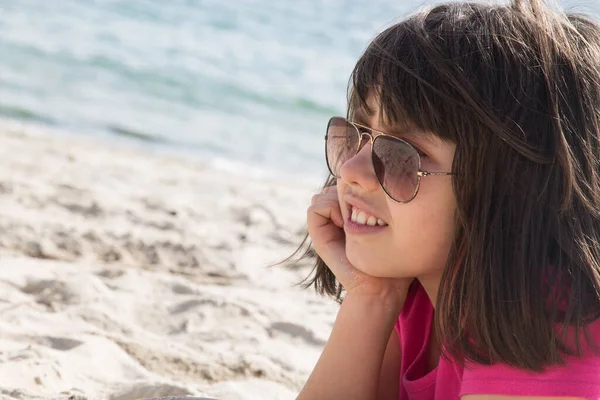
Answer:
[
  {"xmin": 0, "ymin": 0, "xmax": 418, "ymax": 182},
  {"xmin": 2, "ymin": 0, "xmax": 597, "ymax": 181},
  {"xmin": 1, "ymin": 0, "xmax": 597, "ymax": 180},
  {"xmin": 0, "ymin": 1, "xmax": 599, "ymax": 399}
]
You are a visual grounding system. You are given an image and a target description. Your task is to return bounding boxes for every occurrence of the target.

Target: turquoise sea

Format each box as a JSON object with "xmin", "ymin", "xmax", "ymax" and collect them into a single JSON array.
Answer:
[{"xmin": 0, "ymin": 0, "xmax": 598, "ymax": 180}]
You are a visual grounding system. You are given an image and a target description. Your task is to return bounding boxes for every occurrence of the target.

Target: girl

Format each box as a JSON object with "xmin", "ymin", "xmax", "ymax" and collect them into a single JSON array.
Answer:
[{"xmin": 285, "ymin": 0, "xmax": 600, "ymax": 398}]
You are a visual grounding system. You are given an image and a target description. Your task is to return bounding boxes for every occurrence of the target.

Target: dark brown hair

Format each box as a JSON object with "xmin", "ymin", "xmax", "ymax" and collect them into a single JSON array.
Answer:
[{"xmin": 281, "ymin": 0, "xmax": 600, "ymax": 372}]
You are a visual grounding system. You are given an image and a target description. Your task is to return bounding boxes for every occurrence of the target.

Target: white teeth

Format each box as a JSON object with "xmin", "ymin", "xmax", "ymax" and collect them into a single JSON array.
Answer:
[
  {"xmin": 350, "ymin": 206, "xmax": 387, "ymax": 226},
  {"xmin": 356, "ymin": 211, "xmax": 367, "ymax": 225}
]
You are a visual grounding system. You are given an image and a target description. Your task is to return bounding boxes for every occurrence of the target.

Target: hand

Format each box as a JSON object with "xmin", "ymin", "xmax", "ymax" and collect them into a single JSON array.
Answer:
[{"xmin": 307, "ymin": 184, "xmax": 413, "ymax": 301}]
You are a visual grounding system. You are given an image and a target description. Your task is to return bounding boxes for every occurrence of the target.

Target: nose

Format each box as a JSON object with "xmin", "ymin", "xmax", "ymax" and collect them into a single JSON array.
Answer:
[{"xmin": 338, "ymin": 133, "xmax": 380, "ymax": 192}]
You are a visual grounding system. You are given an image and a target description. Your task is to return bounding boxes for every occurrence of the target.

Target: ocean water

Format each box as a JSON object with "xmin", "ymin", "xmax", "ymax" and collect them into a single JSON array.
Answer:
[{"xmin": 0, "ymin": 0, "xmax": 598, "ymax": 181}]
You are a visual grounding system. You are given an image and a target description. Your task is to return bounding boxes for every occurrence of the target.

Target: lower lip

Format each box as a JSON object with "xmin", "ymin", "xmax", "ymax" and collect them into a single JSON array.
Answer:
[{"xmin": 344, "ymin": 216, "xmax": 388, "ymax": 234}]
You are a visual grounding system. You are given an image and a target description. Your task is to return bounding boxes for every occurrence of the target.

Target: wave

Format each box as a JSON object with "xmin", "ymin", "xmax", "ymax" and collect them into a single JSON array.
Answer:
[
  {"xmin": 0, "ymin": 104, "xmax": 56, "ymax": 125},
  {"xmin": 107, "ymin": 124, "xmax": 169, "ymax": 144}
]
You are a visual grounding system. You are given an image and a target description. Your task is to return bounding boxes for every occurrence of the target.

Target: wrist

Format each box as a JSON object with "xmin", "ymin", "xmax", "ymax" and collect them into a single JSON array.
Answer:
[{"xmin": 342, "ymin": 289, "xmax": 407, "ymax": 320}]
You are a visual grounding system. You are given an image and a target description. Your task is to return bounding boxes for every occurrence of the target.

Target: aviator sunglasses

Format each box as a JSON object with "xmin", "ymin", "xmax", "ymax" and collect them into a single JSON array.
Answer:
[{"xmin": 325, "ymin": 116, "xmax": 454, "ymax": 203}]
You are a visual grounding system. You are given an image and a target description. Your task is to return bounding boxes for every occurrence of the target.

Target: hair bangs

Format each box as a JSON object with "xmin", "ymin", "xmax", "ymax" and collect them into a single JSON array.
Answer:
[{"xmin": 347, "ymin": 21, "xmax": 457, "ymax": 144}]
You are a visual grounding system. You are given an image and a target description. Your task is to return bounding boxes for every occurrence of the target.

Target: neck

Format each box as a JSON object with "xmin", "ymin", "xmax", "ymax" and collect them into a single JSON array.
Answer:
[{"xmin": 417, "ymin": 272, "xmax": 442, "ymax": 310}]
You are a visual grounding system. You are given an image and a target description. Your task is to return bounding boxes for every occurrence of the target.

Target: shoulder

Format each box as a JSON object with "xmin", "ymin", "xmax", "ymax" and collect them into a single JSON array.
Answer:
[
  {"xmin": 461, "ymin": 396, "xmax": 587, "ymax": 400},
  {"xmin": 458, "ymin": 317, "xmax": 600, "ymax": 399},
  {"xmin": 460, "ymin": 358, "xmax": 600, "ymax": 399}
]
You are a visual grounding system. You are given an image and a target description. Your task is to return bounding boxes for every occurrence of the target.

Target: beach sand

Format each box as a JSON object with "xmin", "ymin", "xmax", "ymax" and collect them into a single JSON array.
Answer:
[{"xmin": 0, "ymin": 120, "xmax": 337, "ymax": 400}]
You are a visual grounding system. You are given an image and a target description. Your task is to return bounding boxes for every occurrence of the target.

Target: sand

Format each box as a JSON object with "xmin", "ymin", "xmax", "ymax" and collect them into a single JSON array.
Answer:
[{"xmin": 0, "ymin": 120, "xmax": 337, "ymax": 400}]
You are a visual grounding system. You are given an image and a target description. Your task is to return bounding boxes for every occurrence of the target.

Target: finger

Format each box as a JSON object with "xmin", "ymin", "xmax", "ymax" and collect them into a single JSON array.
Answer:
[
  {"xmin": 307, "ymin": 200, "xmax": 345, "ymax": 228},
  {"xmin": 310, "ymin": 191, "xmax": 340, "ymax": 206},
  {"xmin": 314, "ymin": 185, "xmax": 336, "ymax": 198}
]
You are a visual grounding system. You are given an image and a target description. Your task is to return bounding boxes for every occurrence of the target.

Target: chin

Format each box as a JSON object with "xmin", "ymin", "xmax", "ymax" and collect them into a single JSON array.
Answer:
[
  {"xmin": 346, "ymin": 246, "xmax": 415, "ymax": 279},
  {"xmin": 346, "ymin": 248, "xmax": 394, "ymax": 278}
]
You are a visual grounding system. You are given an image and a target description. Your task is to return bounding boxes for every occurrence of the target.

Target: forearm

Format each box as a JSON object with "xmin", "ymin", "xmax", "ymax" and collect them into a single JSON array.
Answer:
[{"xmin": 297, "ymin": 292, "xmax": 405, "ymax": 400}]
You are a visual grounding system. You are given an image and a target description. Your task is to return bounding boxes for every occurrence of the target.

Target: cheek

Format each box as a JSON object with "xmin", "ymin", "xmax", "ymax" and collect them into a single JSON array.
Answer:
[
  {"xmin": 388, "ymin": 188, "xmax": 457, "ymax": 269},
  {"xmin": 389, "ymin": 209, "xmax": 455, "ymax": 275}
]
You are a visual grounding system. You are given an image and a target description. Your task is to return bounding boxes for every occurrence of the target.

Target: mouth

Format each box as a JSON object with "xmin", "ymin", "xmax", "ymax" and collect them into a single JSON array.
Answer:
[{"xmin": 348, "ymin": 205, "xmax": 388, "ymax": 227}]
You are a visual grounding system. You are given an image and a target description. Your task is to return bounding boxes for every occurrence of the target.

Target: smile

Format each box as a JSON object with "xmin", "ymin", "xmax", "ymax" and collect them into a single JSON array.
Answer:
[{"xmin": 350, "ymin": 206, "xmax": 388, "ymax": 226}]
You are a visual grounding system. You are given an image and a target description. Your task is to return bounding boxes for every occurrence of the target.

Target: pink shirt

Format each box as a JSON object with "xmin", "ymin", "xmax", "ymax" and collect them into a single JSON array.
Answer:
[{"xmin": 396, "ymin": 280, "xmax": 600, "ymax": 399}]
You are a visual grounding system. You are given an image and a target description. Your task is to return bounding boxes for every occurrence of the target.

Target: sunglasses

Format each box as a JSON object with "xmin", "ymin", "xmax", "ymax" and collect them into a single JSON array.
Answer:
[{"xmin": 325, "ymin": 116, "xmax": 454, "ymax": 203}]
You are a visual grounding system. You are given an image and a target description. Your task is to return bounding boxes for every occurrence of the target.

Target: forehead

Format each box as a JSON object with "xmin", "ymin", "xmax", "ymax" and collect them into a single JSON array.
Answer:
[{"xmin": 351, "ymin": 95, "xmax": 441, "ymax": 146}]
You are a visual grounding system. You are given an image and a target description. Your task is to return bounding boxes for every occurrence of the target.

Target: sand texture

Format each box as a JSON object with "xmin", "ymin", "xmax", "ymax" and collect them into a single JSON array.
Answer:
[{"xmin": 0, "ymin": 121, "xmax": 336, "ymax": 400}]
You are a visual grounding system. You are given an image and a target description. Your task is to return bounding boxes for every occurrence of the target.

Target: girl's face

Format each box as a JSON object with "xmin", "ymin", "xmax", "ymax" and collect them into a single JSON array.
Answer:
[{"xmin": 337, "ymin": 97, "xmax": 457, "ymax": 283}]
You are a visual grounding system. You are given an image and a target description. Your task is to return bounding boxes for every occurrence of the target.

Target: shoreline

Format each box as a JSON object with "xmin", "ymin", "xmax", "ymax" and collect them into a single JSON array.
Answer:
[{"xmin": 0, "ymin": 117, "xmax": 325, "ymax": 188}]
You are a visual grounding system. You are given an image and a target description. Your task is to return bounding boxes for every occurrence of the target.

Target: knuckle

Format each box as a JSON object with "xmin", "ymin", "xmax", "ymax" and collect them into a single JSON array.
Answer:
[{"xmin": 307, "ymin": 204, "xmax": 322, "ymax": 216}]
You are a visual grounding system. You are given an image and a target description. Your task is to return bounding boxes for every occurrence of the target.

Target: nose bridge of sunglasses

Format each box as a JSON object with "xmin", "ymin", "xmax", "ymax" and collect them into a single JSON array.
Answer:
[{"xmin": 358, "ymin": 132, "xmax": 372, "ymax": 150}]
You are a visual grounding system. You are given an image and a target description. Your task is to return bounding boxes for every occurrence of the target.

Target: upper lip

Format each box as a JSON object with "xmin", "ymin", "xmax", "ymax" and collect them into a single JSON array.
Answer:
[{"xmin": 344, "ymin": 196, "xmax": 387, "ymax": 223}]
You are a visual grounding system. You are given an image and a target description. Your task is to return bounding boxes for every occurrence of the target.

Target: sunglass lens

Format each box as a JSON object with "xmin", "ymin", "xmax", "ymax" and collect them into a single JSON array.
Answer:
[
  {"xmin": 372, "ymin": 136, "xmax": 420, "ymax": 202},
  {"xmin": 326, "ymin": 117, "xmax": 359, "ymax": 177}
]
